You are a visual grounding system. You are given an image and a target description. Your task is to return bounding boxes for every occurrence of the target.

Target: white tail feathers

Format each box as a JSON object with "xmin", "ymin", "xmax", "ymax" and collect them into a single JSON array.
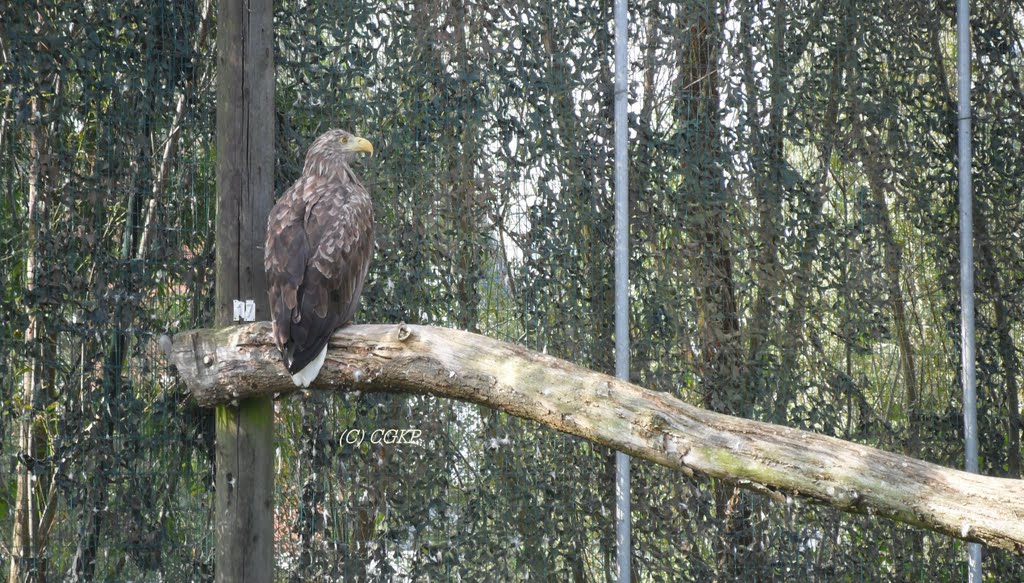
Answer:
[{"xmin": 290, "ymin": 344, "xmax": 328, "ymax": 387}]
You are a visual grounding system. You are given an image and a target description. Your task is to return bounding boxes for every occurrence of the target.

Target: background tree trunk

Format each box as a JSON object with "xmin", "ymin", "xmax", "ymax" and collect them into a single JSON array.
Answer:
[{"xmin": 9, "ymin": 96, "xmax": 51, "ymax": 583}]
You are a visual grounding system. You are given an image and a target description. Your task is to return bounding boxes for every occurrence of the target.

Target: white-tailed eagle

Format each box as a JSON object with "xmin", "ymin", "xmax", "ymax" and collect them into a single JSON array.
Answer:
[{"xmin": 264, "ymin": 129, "xmax": 374, "ymax": 387}]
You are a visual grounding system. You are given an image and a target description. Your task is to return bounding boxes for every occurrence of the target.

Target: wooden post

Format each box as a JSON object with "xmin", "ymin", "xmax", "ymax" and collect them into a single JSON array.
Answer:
[{"xmin": 214, "ymin": 0, "xmax": 274, "ymax": 580}]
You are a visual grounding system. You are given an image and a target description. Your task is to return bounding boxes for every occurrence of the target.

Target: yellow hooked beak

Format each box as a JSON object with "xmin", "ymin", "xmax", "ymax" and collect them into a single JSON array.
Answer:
[{"xmin": 348, "ymin": 136, "xmax": 374, "ymax": 157}]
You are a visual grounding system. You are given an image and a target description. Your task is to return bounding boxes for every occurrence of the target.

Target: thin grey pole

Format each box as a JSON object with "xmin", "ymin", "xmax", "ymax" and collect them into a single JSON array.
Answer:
[
  {"xmin": 957, "ymin": 0, "xmax": 982, "ymax": 579},
  {"xmin": 613, "ymin": 0, "xmax": 631, "ymax": 581}
]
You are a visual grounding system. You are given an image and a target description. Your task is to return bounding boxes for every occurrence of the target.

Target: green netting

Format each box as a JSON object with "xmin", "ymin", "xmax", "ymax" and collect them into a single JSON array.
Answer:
[{"xmin": 2, "ymin": 0, "xmax": 1024, "ymax": 580}]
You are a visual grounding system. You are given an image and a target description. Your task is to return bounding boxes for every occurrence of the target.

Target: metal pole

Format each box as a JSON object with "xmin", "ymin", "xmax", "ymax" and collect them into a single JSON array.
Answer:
[
  {"xmin": 956, "ymin": 0, "xmax": 982, "ymax": 579},
  {"xmin": 613, "ymin": 0, "xmax": 631, "ymax": 581}
]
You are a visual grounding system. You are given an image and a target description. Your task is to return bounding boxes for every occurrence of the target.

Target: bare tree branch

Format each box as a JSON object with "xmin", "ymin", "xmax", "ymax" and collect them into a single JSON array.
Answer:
[
  {"xmin": 137, "ymin": 0, "xmax": 214, "ymax": 260},
  {"xmin": 168, "ymin": 322, "xmax": 1024, "ymax": 554}
]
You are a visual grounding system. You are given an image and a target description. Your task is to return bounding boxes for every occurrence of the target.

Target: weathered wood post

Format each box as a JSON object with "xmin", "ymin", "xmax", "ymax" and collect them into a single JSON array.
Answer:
[{"xmin": 214, "ymin": 0, "xmax": 274, "ymax": 580}]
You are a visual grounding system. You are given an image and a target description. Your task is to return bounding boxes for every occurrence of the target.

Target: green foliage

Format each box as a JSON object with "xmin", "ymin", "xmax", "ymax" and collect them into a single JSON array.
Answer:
[{"xmin": 2, "ymin": 0, "xmax": 1024, "ymax": 580}]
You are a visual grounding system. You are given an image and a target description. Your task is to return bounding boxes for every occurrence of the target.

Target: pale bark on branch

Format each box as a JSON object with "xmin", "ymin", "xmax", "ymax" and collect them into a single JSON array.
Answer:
[{"xmin": 167, "ymin": 322, "xmax": 1024, "ymax": 554}]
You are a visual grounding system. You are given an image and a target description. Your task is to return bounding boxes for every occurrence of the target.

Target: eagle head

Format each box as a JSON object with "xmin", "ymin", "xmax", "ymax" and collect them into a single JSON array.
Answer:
[{"xmin": 304, "ymin": 129, "xmax": 374, "ymax": 174}]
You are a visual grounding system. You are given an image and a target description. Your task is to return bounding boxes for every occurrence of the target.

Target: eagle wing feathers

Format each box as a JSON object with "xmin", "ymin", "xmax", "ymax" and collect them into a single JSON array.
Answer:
[{"xmin": 265, "ymin": 171, "xmax": 374, "ymax": 380}]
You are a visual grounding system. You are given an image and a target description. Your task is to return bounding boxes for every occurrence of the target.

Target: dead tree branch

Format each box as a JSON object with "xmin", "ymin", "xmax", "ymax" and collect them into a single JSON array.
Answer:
[{"xmin": 167, "ymin": 322, "xmax": 1024, "ymax": 554}]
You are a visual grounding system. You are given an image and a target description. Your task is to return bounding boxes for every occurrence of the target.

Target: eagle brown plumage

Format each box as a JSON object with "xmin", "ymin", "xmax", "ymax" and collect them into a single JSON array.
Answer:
[{"xmin": 265, "ymin": 129, "xmax": 374, "ymax": 387}]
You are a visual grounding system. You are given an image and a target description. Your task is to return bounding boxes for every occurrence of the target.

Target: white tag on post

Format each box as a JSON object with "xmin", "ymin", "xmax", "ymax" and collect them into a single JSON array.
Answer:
[{"xmin": 233, "ymin": 299, "xmax": 256, "ymax": 322}]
